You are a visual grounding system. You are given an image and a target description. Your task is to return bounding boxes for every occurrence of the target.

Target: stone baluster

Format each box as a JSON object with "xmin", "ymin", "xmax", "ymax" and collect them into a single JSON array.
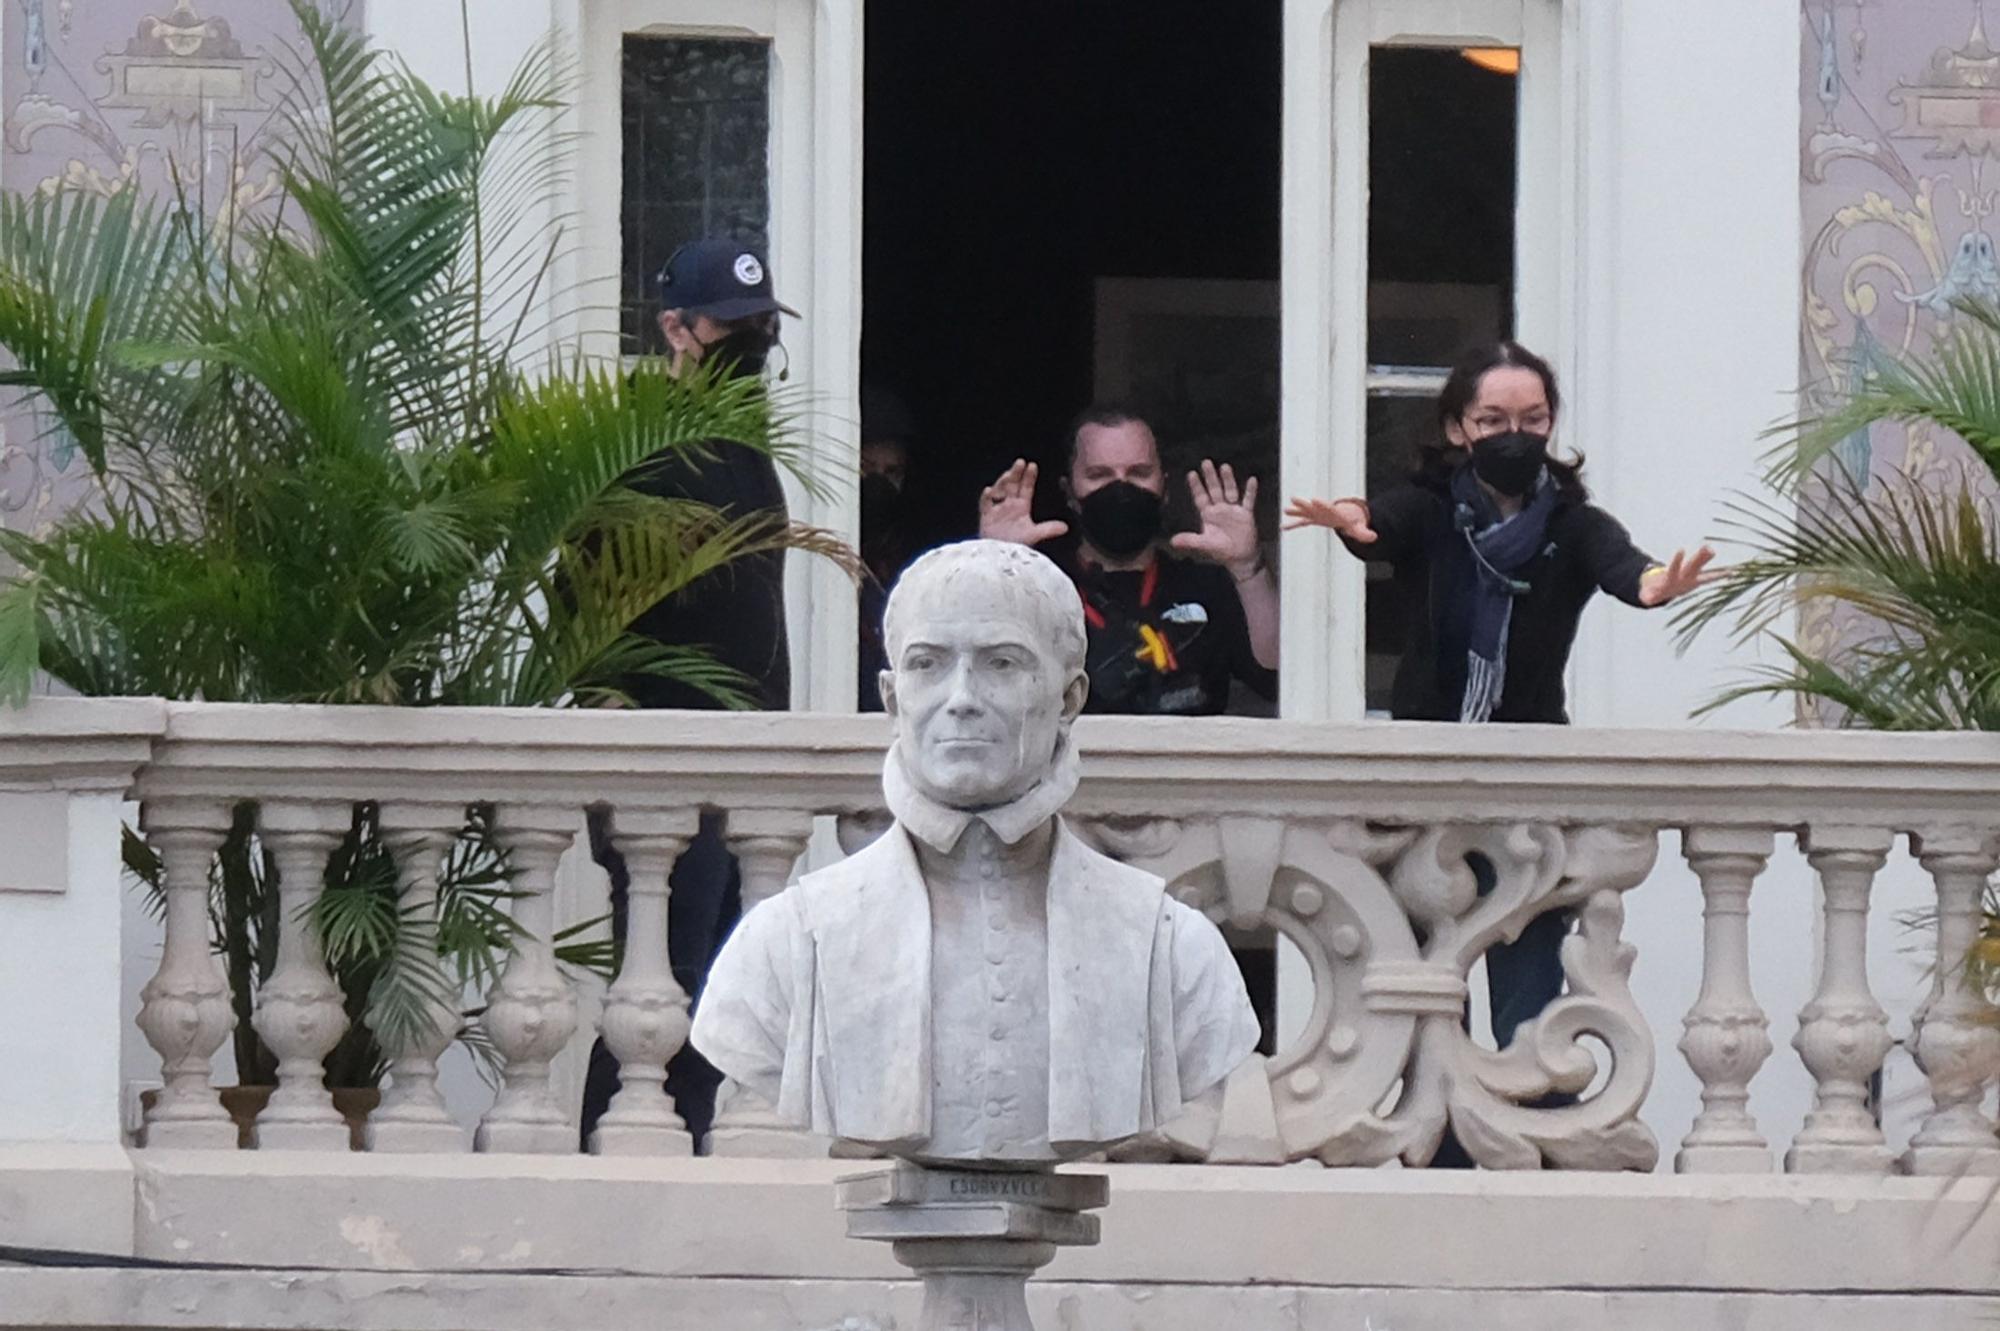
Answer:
[
  {"xmin": 708, "ymin": 809, "xmax": 820, "ymax": 1158},
  {"xmin": 248, "ymin": 802, "xmax": 351, "ymax": 1150},
  {"xmin": 135, "ymin": 801, "xmax": 237, "ymax": 1149},
  {"xmin": 367, "ymin": 809, "xmax": 472, "ymax": 1153},
  {"xmin": 1786, "ymin": 826, "xmax": 1895, "ymax": 1174},
  {"xmin": 475, "ymin": 810, "xmax": 582, "ymax": 1153},
  {"xmin": 590, "ymin": 809, "xmax": 698, "ymax": 1156},
  {"xmin": 1675, "ymin": 828, "xmax": 1776, "ymax": 1173},
  {"xmin": 1902, "ymin": 829, "xmax": 2000, "ymax": 1177}
]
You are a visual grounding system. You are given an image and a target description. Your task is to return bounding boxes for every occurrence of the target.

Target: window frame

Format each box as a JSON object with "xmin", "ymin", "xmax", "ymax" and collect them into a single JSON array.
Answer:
[
  {"xmin": 563, "ymin": 0, "xmax": 861, "ymax": 714},
  {"xmin": 1281, "ymin": 0, "xmax": 1579, "ymax": 721}
]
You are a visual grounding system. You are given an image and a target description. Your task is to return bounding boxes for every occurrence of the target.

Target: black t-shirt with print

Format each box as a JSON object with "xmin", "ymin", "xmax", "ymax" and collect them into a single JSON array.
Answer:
[{"xmin": 1059, "ymin": 547, "xmax": 1277, "ymax": 717}]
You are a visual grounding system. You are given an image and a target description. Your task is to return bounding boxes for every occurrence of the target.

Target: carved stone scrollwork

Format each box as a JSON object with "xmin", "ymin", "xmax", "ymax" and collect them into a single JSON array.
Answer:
[
  {"xmin": 1386, "ymin": 823, "xmax": 1660, "ymax": 1172},
  {"xmin": 1428, "ymin": 890, "xmax": 1658, "ymax": 1171},
  {"xmin": 1088, "ymin": 814, "xmax": 1661, "ymax": 1171}
]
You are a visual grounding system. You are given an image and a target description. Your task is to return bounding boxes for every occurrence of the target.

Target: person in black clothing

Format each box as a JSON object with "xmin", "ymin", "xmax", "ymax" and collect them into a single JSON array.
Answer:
[
  {"xmin": 579, "ymin": 238, "xmax": 799, "ymax": 1152},
  {"xmin": 976, "ymin": 406, "xmax": 1278, "ymax": 716},
  {"xmin": 1285, "ymin": 341, "xmax": 1712, "ymax": 1165},
  {"xmin": 857, "ymin": 387, "xmax": 918, "ymax": 712}
]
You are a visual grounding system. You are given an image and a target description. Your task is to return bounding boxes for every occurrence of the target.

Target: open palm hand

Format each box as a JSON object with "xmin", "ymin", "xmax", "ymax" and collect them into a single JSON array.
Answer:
[
  {"xmin": 1170, "ymin": 460, "xmax": 1261, "ymax": 575},
  {"xmin": 978, "ymin": 458, "xmax": 1070, "ymax": 547},
  {"xmin": 1639, "ymin": 545, "xmax": 1718, "ymax": 607}
]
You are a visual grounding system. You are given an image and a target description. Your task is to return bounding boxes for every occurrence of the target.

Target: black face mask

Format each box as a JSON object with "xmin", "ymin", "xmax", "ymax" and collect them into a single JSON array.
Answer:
[
  {"xmin": 1075, "ymin": 481, "xmax": 1164, "ymax": 558},
  {"xmin": 698, "ymin": 326, "xmax": 777, "ymax": 379},
  {"xmin": 1469, "ymin": 430, "xmax": 1549, "ymax": 498}
]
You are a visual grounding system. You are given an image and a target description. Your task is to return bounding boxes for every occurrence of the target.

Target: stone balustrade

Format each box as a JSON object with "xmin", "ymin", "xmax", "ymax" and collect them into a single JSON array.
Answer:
[{"xmin": 8, "ymin": 699, "xmax": 2000, "ymax": 1182}]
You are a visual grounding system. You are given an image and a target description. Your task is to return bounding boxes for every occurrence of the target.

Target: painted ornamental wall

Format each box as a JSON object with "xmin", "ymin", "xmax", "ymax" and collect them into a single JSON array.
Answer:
[
  {"xmin": 0, "ymin": 1, "xmax": 326, "ymax": 536},
  {"xmin": 1801, "ymin": 0, "xmax": 2000, "ymax": 593}
]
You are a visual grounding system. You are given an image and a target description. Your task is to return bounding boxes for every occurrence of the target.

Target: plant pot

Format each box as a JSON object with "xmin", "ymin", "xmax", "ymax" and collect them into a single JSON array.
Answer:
[{"xmin": 140, "ymin": 1086, "xmax": 381, "ymax": 1150}]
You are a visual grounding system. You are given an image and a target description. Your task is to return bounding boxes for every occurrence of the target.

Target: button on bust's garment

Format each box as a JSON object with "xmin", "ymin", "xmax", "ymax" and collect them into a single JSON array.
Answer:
[{"xmin": 917, "ymin": 820, "xmax": 1055, "ymax": 1160}]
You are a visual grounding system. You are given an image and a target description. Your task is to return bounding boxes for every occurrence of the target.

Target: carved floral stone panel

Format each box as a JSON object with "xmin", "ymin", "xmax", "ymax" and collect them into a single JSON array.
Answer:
[{"xmin": 1079, "ymin": 813, "xmax": 1662, "ymax": 1170}]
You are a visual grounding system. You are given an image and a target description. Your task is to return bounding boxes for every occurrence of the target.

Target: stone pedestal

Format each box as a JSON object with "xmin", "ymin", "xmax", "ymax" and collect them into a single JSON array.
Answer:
[{"xmin": 837, "ymin": 1163, "xmax": 1107, "ymax": 1331}]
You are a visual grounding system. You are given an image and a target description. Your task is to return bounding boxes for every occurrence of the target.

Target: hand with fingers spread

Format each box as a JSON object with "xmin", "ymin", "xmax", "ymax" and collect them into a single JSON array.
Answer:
[
  {"xmin": 1283, "ymin": 496, "xmax": 1377, "ymax": 544},
  {"xmin": 1638, "ymin": 544, "xmax": 1718, "ymax": 607},
  {"xmin": 978, "ymin": 458, "xmax": 1071, "ymax": 547},
  {"xmin": 1170, "ymin": 460, "xmax": 1263, "ymax": 577}
]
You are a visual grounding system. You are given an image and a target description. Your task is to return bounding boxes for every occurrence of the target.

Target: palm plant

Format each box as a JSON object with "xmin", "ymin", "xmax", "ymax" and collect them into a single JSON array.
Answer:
[
  {"xmin": 0, "ymin": 3, "xmax": 848, "ymax": 1088},
  {"xmin": 1677, "ymin": 302, "xmax": 2000, "ymax": 1025},
  {"xmin": 1676, "ymin": 301, "xmax": 2000, "ymax": 731}
]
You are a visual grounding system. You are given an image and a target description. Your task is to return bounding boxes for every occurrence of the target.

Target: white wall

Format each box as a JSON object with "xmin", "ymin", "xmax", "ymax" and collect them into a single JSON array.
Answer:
[
  {"xmin": 1571, "ymin": 2, "xmax": 1932, "ymax": 1163},
  {"xmin": 4, "ymin": 793, "xmax": 129, "ymax": 1144},
  {"xmin": 1569, "ymin": 0, "xmax": 1808, "ymax": 1160}
]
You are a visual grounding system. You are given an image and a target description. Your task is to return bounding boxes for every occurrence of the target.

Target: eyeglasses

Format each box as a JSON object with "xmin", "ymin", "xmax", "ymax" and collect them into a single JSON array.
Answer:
[{"xmin": 1464, "ymin": 411, "xmax": 1553, "ymax": 437}]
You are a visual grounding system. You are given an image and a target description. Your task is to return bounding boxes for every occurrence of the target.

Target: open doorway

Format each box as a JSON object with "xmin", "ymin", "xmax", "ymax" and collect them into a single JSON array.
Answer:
[{"xmin": 860, "ymin": 0, "xmax": 1286, "ymax": 633}]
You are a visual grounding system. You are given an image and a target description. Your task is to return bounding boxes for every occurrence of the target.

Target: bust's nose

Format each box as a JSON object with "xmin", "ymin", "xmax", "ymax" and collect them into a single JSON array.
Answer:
[{"xmin": 944, "ymin": 661, "xmax": 984, "ymax": 718}]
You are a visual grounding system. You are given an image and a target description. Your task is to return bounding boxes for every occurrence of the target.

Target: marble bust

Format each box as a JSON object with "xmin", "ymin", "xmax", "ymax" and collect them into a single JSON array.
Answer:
[{"xmin": 692, "ymin": 539, "xmax": 1259, "ymax": 1164}]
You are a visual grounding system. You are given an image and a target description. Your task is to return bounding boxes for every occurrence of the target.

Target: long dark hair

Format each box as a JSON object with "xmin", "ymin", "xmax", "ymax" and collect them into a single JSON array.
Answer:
[{"xmin": 1418, "ymin": 341, "xmax": 1587, "ymax": 500}]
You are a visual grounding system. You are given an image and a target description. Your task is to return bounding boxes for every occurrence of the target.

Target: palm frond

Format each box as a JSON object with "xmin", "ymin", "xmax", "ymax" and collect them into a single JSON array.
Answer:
[{"xmin": 1, "ymin": 0, "xmax": 851, "ymax": 1086}]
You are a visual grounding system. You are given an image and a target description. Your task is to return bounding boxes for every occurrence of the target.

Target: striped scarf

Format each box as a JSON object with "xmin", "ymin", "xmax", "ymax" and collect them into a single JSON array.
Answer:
[{"xmin": 1451, "ymin": 466, "xmax": 1557, "ymax": 723}]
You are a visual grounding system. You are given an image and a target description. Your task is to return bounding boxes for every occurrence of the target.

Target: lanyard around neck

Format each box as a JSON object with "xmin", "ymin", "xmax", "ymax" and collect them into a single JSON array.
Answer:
[{"xmin": 1078, "ymin": 556, "xmax": 1159, "ymax": 629}]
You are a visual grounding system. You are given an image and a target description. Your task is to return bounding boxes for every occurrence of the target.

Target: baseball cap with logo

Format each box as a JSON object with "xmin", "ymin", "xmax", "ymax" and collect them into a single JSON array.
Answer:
[{"xmin": 656, "ymin": 238, "xmax": 800, "ymax": 322}]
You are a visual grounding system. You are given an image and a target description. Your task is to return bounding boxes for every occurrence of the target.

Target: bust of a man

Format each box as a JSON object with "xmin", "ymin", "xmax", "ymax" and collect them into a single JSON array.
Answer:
[{"xmin": 692, "ymin": 539, "xmax": 1259, "ymax": 1164}]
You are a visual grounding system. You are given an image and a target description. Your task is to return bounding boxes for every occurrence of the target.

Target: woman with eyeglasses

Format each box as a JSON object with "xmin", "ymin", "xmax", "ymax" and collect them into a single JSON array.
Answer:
[{"xmin": 1283, "ymin": 339, "xmax": 1712, "ymax": 1166}]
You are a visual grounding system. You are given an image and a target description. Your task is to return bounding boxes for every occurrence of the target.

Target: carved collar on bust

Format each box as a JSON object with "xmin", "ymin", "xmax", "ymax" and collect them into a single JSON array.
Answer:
[{"xmin": 882, "ymin": 733, "xmax": 1081, "ymax": 854}]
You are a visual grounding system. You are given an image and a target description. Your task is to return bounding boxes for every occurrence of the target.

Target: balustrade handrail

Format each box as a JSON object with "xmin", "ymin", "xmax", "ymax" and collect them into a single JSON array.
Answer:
[
  {"xmin": 37, "ymin": 697, "xmax": 1998, "ymax": 829},
  {"xmin": 8, "ymin": 697, "xmax": 2000, "ymax": 1178}
]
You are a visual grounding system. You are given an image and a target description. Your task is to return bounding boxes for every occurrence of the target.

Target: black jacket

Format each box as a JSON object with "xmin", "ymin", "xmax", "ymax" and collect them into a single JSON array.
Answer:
[
  {"xmin": 1348, "ymin": 474, "xmax": 1654, "ymax": 724},
  {"xmin": 621, "ymin": 440, "xmax": 790, "ymax": 712}
]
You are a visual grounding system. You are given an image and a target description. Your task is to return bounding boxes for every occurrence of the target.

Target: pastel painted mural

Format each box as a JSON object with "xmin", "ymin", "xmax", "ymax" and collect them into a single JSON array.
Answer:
[
  {"xmin": 0, "ymin": 0, "xmax": 318, "ymax": 535},
  {"xmin": 1803, "ymin": 0, "xmax": 2000, "ymax": 484},
  {"xmin": 1799, "ymin": 1, "xmax": 2000, "ymax": 705}
]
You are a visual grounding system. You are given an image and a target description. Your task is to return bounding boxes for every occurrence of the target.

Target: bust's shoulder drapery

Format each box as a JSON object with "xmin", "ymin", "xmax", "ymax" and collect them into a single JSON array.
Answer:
[{"xmin": 691, "ymin": 818, "xmax": 1260, "ymax": 1154}]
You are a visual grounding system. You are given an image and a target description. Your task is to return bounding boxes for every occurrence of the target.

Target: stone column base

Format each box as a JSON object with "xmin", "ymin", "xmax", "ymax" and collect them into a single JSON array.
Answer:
[{"xmin": 836, "ymin": 1163, "xmax": 1107, "ymax": 1331}]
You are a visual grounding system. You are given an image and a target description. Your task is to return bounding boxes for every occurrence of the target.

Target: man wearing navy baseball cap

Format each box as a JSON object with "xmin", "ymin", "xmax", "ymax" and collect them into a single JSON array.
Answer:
[
  {"xmin": 654, "ymin": 237, "xmax": 799, "ymax": 377},
  {"xmin": 581, "ymin": 236, "xmax": 801, "ymax": 1154}
]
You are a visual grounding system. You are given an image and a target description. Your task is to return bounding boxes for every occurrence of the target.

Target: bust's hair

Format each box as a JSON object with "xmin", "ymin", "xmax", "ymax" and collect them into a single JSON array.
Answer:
[{"xmin": 883, "ymin": 540, "xmax": 1087, "ymax": 676}]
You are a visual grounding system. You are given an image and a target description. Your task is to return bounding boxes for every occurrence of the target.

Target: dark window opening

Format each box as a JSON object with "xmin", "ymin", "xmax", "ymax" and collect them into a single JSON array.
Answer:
[
  {"xmin": 861, "ymin": 0, "xmax": 1284, "ymax": 717},
  {"xmin": 620, "ymin": 35, "xmax": 772, "ymax": 356},
  {"xmin": 1363, "ymin": 45, "xmax": 1519, "ymax": 715}
]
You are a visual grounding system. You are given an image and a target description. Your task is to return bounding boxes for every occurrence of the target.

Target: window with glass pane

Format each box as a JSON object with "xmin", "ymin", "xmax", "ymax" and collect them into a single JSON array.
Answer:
[
  {"xmin": 620, "ymin": 35, "xmax": 772, "ymax": 355},
  {"xmin": 1363, "ymin": 44, "xmax": 1519, "ymax": 715}
]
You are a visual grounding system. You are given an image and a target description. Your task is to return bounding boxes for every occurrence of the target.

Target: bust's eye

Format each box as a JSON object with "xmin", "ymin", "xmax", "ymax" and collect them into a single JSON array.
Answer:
[
  {"xmin": 989, "ymin": 653, "xmax": 1021, "ymax": 672},
  {"xmin": 906, "ymin": 653, "xmax": 938, "ymax": 672}
]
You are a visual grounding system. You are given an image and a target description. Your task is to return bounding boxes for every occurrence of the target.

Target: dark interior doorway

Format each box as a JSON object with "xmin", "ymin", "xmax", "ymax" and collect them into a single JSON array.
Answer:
[{"xmin": 861, "ymin": 0, "xmax": 1286, "ymax": 558}]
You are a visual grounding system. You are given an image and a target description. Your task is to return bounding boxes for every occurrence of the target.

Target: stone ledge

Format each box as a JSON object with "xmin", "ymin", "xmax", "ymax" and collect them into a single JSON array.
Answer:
[
  {"xmin": 0, "ymin": 1267, "xmax": 1989, "ymax": 1331},
  {"xmin": 0, "ymin": 1143, "xmax": 135, "ymax": 1255},
  {"xmin": 58, "ymin": 1154, "xmax": 1997, "ymax": 1294}
]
